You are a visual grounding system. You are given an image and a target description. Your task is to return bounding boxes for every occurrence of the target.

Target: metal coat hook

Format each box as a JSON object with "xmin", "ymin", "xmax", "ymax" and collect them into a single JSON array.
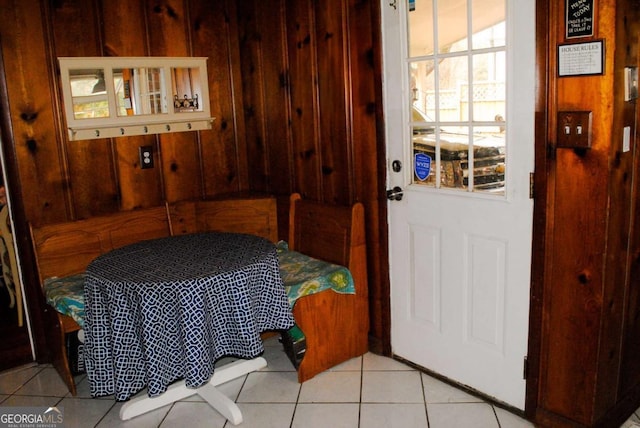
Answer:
[{"xmin": 389, "ymin": 0, "xmax": 397, "ymax": 9}]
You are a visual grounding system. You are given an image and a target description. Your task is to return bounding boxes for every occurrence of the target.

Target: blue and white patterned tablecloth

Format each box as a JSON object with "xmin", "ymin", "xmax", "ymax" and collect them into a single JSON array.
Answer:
[{"xmin": 83, "ymin": 232, "xmax": 295, "ymax": 401}]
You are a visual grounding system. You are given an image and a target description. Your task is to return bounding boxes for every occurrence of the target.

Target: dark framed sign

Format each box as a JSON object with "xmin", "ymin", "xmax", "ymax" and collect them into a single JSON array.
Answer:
[
  {"xmin": 566, "ymin": 0, "xmax": 594, "ymax": 39},
  {"xmin": 558, "ymin": 40, "xmax": 604, "ymax": 77}
]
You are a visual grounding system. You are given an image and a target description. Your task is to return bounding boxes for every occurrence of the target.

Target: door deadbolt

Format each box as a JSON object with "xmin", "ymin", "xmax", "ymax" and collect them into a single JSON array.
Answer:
[{"xmin": 392, "ymin": 160, "xmax": 402, "ymax": 172}]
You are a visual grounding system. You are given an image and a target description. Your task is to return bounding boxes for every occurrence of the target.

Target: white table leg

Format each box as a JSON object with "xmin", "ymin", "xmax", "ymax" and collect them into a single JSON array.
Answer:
[
  {"xmin": 119, "ymin": 379, "xmax": 198, "ymax": 420},
  {"xmin": 119, "ymin": 357, "xmax": 268, "ymax": 424},
  {"xmin": 197, "ymin": 382, "xmax": 243, "ymax": 425}
]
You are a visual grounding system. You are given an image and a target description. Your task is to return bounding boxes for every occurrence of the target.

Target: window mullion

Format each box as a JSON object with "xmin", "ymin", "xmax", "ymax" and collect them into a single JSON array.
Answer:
[
  {"xmin": 433, "ymin": 0, "xmax": 441, "ymax": 188},
  {"xmin": 466, "ymin": 0, "xmax": 475, "ymax": 192}
]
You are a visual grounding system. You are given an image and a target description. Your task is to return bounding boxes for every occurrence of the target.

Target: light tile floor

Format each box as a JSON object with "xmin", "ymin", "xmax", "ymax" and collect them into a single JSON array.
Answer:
[{"xmin": 1, "ymin": 336, "xmax": 639, "ymax": 428}]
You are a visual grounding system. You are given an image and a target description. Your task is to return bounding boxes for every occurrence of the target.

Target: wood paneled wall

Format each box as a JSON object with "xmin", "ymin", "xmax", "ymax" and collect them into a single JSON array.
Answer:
[
  {"xmin": 0, "ymin": 0, "xmax": 389, "ymax": 359},
  {"xmin": 530, "ymin": 0, "xmax": 640, "ymax": 425}
]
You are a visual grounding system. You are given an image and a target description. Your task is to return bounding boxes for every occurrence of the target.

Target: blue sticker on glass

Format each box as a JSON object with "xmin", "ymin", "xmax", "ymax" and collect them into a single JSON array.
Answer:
[{"xmin": 414, "ymin": 153, "xmax": 431, "ymax": 181}]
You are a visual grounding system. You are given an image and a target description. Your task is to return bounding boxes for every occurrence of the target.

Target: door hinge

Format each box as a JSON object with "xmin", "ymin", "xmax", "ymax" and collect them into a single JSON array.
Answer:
[
  {"xmin": 529, "ymin": 173, "xmax": 534, "ymax": 199},
  {"xmin": 523, "ymin": 356, "xmax": 528, "ymax": 379}
]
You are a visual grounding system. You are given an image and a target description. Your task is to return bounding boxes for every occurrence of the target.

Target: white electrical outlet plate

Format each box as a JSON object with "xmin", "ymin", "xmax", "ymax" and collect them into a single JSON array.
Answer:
[{"xmin": 139, "ymin": 146, "xmax": 154, "ymax": 169}]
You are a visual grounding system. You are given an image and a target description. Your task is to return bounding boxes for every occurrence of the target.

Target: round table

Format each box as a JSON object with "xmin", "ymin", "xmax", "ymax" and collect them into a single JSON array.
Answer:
[{"xmin": 83, "ymin": 232, "xmax": 295, "ymax": 423}]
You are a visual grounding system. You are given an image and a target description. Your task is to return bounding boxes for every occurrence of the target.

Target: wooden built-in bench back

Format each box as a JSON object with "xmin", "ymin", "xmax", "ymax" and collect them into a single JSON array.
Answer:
[
  {"xmin": 30, "ymin": 206, "xmax": 172, "ymax": 284},
  {"xmin": 31, "ymin": 197, "xmax": 278, "ymax": 285},
  {"xmin": 167, "ymin": 196, "xmax": 278, "ymax": 242}
]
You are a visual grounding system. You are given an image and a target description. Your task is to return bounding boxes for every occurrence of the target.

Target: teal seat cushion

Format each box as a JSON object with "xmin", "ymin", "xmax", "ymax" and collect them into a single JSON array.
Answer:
[
  {"xmin": 42, "ymin": 244, "xmax": 356, "ymax": 330},
  {"xmin": 276, "ymin": 241, "xmax": 355, "ymax": 307},
  {"xmin": 43, "ymin": 273, "xmax": 86, "ymax": 328}
]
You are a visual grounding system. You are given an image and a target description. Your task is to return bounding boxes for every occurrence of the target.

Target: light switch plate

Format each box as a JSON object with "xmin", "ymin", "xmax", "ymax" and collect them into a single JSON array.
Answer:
[{"xmin": 557, "ymin": 111, "xmax": 592, "ymax": 149}]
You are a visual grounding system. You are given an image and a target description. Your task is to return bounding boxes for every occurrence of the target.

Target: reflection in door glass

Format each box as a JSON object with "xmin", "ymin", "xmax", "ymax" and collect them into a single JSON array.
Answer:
[
  {"xmin": 114, "ymin": 67, "xmax": 167, "ymax": 117},
  {"xmin": 472, "ymin": 126, "xmax": 505, "ymax": 192},
  {"xmin": 408, "ymin": 0, "xmax": 506, "ymax": 195},
  {"xmin": 145, "ymin": 68, "xmax": 165, "ymax": 115}
]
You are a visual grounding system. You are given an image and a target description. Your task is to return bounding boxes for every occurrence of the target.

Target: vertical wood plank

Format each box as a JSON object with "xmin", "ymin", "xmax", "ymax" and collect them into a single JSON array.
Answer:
[
  {"xmin": 347, "ymin": 0, "xmax": 380, "ymax": 203},
  {"xmin": 146, "ymin": 0, "xmax": 190, "ymax": 56},
  {"xmin": 237, "ymin": 0, "xmax": 270, "ymax": 192},
  {"xmin": 50, "ymin": 0, "xmax": 101, "ymax": 56},
  {"xmin": 286, "ymin": 0, "xmax": 321, "ymax": 200},
  {"xmin": 236, "ymin": 0, "xmax": 292, "ymax": 195},
  {"xmin": 0, "ymin": 0, "xmax": 69, "ymax": 225},
  {"xmin": 256, "ymin": 0, "xmax": 294, "ymax": 195},
  {"xmin": 101, "ymin": 0, "xmax": 148, "ymax": 56},
  {"xmin": 190, "ymin": 0, "xmax": 247, "ymax": 197},
  {"xmin": 114, "ymin": 135, "xmax": 164, "ymax": 209},
  {"xmin": 146, "ymin": 0, "xmax": 201, "ymax": 203},
  {"xmin": 315, "ymin": 0, "xmax": 350, "ymax": 205}
]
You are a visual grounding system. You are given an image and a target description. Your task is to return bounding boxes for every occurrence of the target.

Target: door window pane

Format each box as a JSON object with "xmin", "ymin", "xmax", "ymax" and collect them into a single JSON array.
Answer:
[
  {"xmin": 408, "ymin": 0, "xmax": 506, "ymax": 196},
  {"xmin": 472, "ymin": 0, "xmax": 505, "ymax": 49},
  {"xmin": 408, "ymin": 0, "xmax": 434, "ymax": 57},
  {"xmin": 438, "ymin": 57, "xmax": 468, "ymax": 121},
  {"xmin": 410, "ymin": 60, "xmax": 435, "ymax": 117},
  {"xmin": 469, "ymin": 52, "xmax": 505, "ymax": 122},
  {"xmin": 438, "ymin": 1, "xmax": 468, "ymax": 53},
  {"xmin": 472, "ymin": 126, "xmax": 505, "ymax": 193},
  {"xmin": 412, "ymin": 125, "xmax": 437, "ymax": 187}
]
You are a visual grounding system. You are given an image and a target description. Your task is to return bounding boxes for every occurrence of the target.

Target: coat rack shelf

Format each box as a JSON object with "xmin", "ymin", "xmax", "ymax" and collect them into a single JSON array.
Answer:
[
  {"xmin": 59, "ymin": 57, "xmax": 214, "ymax": 141},
  {"xmin": 68, "ymin": 118, "xmax": 215, "ymax": 141}
]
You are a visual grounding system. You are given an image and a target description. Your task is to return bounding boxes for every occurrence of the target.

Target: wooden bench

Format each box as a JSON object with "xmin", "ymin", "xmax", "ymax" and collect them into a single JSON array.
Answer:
[
  {"xmin": 30, "ymin": 206, "xmax": 172, "ymax": 395},
  {"xmin": 31, "ymin": 197, "xmax": 279, "ymax": 395},
  {"xmin": 283, "ymin": 193, "xmax": 369, "ymax": 382}
]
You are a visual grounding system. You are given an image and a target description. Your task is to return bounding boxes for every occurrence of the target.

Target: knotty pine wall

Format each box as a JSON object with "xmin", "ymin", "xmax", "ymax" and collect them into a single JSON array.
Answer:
[
  {"xmin": 528, "ymin": 0, "xmax": 640, "ymax": 426},
  {"xmin": 0, "ymin": 0, "xmax": 389, "ymax": 359}
]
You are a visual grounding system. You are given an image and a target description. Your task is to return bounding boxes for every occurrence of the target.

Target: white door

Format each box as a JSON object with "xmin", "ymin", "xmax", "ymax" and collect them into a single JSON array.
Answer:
[{"xmin": 382, "ymin": 0, "xmax": 535, "ymax": 409}]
